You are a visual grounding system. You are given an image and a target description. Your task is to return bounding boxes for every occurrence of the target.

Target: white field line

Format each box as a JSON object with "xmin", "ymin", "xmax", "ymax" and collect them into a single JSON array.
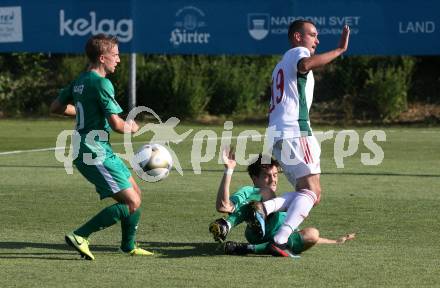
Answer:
[
  {"xmin": 0, "ymin": 147, "xmax": 64, "ymax": 155},
  {"xmin": 0, "ymin": 134, "xmax": 265, "ymax": 156},
  {"xmin": 0, "ymin": 141, "xmax": 141, "ymax": 156}
]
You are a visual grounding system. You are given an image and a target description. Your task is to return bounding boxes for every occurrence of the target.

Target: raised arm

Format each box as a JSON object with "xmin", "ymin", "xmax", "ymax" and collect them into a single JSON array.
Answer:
[
  {"xmin": 298, "ymin": 25, "xmax": 350, "ymax": 73},
  {"xmin": 215, "ymin": 147, "xmax": 237, "ymax": 213}
]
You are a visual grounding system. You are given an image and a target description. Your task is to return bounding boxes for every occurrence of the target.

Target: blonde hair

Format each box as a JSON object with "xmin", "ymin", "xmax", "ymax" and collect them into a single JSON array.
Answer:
[{"xmin": 85, "ymin": 34, "xmax": 119, "ymax": 64}]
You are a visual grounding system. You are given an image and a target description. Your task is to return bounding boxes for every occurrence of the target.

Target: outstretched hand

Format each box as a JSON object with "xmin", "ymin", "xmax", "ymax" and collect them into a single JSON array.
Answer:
[
  {"xmin": 336, "ymin": 233, "xmax": 356, "ymax": 244},
  {"xmin": 338, "ymin": 25, "xmax": 350, "ymax": 53},
  {"xmin": 222, "ymin": 146, "xmax": 237, "ymax": 170}
]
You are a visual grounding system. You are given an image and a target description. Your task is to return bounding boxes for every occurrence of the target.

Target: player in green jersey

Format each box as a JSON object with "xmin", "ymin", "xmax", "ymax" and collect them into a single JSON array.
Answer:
[
  {"xmin": 50, "ymin": 34, "xmax": 152, "ymax": 260},
  {"xmin": 209, "ymin": 148, "xmax": 355, "ymax": 257}
]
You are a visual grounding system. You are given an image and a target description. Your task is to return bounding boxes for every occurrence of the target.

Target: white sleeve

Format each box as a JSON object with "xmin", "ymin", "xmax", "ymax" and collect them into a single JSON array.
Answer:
[{"xmin": 289, "ymin": 47, "xmax": 311, "ymax": 71}]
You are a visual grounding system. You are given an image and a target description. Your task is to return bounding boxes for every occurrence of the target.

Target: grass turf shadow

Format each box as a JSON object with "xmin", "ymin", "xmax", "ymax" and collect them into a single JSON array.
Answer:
[
  {"xmin": 0, "ymin": 241, "xmax": 224, "ymax": 260},
  {"xmin": 0, "ymin": 241, "xmax": 120, "ymax": 260},
  {"xmin": 137, "ymin": 241, "xmax": 223, "ymax": 258}
]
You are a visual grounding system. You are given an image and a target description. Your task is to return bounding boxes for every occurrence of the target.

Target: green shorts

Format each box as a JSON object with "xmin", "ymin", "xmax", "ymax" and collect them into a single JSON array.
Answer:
[
  {"xmin": 74, "ymin": 140, "xmax": 132, "ymax": 199},
  {"xmin": 245, "ymin": 211, "xmax": 305, "ymax": 254},
  {"xmin": 287, "ymin": 231, "xmax": 305, "ymax": 254}
]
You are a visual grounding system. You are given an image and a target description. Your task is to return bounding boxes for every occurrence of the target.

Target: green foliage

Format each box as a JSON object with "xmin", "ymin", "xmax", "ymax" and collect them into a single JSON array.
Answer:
[
  {"xmin": 207, "ymin": 56, "xmax": 277, "ymax": 116},
  {"xmin": 136, "ymin": 55, "xmax": 211, "ymax": 118},
  {"xmin": 136, "ymin": 55, "xmax": 276, "ymax": 118},
  {"xmin": 0, "ymin": 53, "xmax": 429, "ymax": 122},
  {"xmin": 167, "ymin": 55, "xmax": 211, "ymax": 118},
  {"xmin": 0, "ymin": 53, "xmax": 53, "ymax": 115},
  {"xmin": 363, "ymin": 57, "xmax": 414, "ymax": 119},
  {"xmin": 316, "ymin": 56, "xmax": 416, "ymax": 121},
  {"xmin": 409, "ymin": 56, "xmax": 440, "ymax": 103},
  {"xmin": 55, "ymin": 55, "xmax": 88, "ymax": 86}
]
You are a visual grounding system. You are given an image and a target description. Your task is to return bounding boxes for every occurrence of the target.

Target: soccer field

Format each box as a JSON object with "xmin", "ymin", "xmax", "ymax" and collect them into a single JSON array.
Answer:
[{"xmin": 0, "ymin": 119, "xmax": 439, "ymax": 287}]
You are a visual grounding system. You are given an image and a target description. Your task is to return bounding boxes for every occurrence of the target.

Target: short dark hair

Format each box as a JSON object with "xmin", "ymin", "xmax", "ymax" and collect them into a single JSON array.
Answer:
[
  {"xmin": 247, "ymin": 154, "xmax": 279, "ymax": 179},
  {"xmin": 288, "ymin": 19, "xmax": 316, "ymax": 42},
  {"xmin": 85, "ymin": 34, "xmax": 119, "ymax": 64}
]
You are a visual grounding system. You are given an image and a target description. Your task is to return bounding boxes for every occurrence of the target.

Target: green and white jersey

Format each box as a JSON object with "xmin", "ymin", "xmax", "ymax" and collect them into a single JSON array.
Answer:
[
  {"xmin": 57, "ymin": 71, "xmax": 123, "ymax": 135},
  {"xmin": 268, "ymin": 47, "xmax": 314, "ymax": 139},
  {"xmin": 229, "ymin": 186, "xmax": 262, "ymax": 210}
]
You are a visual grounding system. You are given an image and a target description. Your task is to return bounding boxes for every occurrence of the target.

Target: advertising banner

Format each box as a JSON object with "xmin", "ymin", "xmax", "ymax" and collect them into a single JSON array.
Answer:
[{"xmin": 0, "ymin": 0, "xmax": 438, "ymax": 55}]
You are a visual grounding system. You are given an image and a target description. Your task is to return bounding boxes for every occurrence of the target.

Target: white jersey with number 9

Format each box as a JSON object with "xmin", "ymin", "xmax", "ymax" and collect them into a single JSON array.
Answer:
[{"xmin": 268, "ymin": 47, "xmax": 315, "ymax": 140}]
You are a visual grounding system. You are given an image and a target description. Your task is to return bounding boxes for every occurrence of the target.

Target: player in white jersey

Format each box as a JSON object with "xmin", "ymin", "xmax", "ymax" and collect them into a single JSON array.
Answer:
[{"xmin": 251, "ymin": 20, "xmax": 350, "ymax": 256}]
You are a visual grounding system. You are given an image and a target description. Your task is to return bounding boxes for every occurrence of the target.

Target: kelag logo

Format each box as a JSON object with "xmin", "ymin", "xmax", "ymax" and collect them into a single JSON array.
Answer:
[
  {"xmin": 0, "ymin": 6, "xmax": 23, "ymax": 43},
  {"xmin": 59, "ymin": 10, "xmax": 133, "ymax": 42},
  {"xmin": 170, "ymin": 6, "xmax": 210, "ymax": 46}
]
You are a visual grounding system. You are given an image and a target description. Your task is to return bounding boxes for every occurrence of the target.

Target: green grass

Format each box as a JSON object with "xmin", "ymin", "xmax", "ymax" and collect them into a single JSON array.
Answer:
[{"xmin": 0, "ymin": 119, "xmax": 439, "ymax": 287}]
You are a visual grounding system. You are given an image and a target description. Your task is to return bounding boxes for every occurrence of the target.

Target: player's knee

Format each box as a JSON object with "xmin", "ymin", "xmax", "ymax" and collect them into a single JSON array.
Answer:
[
  {"xmin": 302, "ymin": 227, "xmax": 320, "ymax": 245},
  {"xmin": 129, "ymin": 178, "xmax": 142, "ymax": 197},
  {"xmin": 127, "ymin": 197, "xmax": 141, "ymax": 214},
  {"xmin": 314, "ymin": 190, "xmax": 322, "ymax": 205},
  {"xmin": 133, "ymin": 183, "xmax": 142, "ymax": 196},
  {"xmin": 312, "ymin": 185, "xmax": 321, "ymax": 198},
  {"xmin": 309, "ymin": 184, "xmax": 321, "ymax": 205}
]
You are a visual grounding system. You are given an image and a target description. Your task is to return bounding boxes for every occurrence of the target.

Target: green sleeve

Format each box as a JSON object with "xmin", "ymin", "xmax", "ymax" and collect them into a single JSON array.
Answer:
[
  {"xmin": 57, "ymin": 83, "xmax": 73, "ymax": 105},
  {"xmin": 97, "ymin": 78, "xmax": 123, "ymax": 116},
  {"xmin": 230, "ymin": 186, "xmax": 260, "ymax": 207}
]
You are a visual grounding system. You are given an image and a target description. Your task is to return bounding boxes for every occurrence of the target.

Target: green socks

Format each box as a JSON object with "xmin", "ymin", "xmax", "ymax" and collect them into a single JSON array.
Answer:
[
  {"xmin": 120, "ymin": 207, "xmax": 141, "ymax": 252},
  {"xmin": 75, "ymin": 203, "xmax": 130, "ymax": 237},
  {"xmin": 253, "ymin": 242, "xmax": 269, "ymax": 254},
  {"xmin": 74, "ymin": 203, "xmax": 142, "ymax": 252}
]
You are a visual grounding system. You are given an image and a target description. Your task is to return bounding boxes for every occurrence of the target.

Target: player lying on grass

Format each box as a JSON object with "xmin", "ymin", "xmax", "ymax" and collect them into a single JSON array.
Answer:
[
  {"xmin": 50, "ymin": 34, "xmax": 152, "ymax": 260},
  {"xmin": 209, "ymin": 148, "xmax": 355, "ymax": 257}
]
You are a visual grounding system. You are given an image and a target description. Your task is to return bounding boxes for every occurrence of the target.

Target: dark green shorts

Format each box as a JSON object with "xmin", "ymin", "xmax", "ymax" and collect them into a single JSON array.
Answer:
[
  {"xmin": 244, "ymin": 211, "xmax": 305, "ymax": 254},
  {"xmin": 287, "ymin": 231, "xmax": 305, "ymax": 254}
]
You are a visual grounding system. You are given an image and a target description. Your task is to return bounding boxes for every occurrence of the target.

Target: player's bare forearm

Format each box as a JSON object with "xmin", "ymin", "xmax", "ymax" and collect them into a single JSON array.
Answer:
[
  {"xmin": 298, "ymin": 49, "xmax": 345, "ymax": 73},
  {"xmin": 215, "ymin": 147, "xmax": 237, "ymax": 213},
  {"xmin": 108, "ymin": 114, "xmax": 139, "ymax": 134},
  {"xmin": 50, "ymin": 99, "xmax": 76, "ymax": 116},
  {"xmin": 317, "ymin": 233, "xmax": 356, "ymax": 244},
  {"xmin": 216, "ymin": 174, "xmax": 235, "ymax": 213},
  {"xmin": 298, "ymin": 25, "xmax": 350, "ymax": 73}
]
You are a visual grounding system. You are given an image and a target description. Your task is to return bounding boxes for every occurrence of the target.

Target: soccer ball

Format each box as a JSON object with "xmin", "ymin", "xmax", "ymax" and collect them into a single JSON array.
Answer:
[{"xmin": 132, "ymin": 143, "xmax": 173, "ymax": 182}]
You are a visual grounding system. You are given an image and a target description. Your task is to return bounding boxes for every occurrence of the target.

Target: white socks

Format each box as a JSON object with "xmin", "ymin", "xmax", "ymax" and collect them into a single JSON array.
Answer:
[
  {"xmin": 272, "ymin": 189, "xmax": 317, "ymax": 245},
  {"xmin": 263, "ymin": 196, "xmax": 288, "ymax": 215},
  {"xmin": 263, "ymin": 190, "xmax": 311, "ymax": 214},
  {"xmin": 273, "ymin": 225, "xmax": 294, "ymax": 245}
]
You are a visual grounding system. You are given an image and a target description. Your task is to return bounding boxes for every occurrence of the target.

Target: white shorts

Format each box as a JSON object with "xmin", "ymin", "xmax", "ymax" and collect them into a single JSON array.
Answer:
[{"xmin": 272, "ymin": 136, "xmax": 321, "ymax": 186}]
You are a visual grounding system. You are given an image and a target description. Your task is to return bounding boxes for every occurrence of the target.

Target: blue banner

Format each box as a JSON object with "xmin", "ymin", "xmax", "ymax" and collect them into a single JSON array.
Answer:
[{"xmin": 0, "ymin": 0, "xmax": 439, "ymax": 55}]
